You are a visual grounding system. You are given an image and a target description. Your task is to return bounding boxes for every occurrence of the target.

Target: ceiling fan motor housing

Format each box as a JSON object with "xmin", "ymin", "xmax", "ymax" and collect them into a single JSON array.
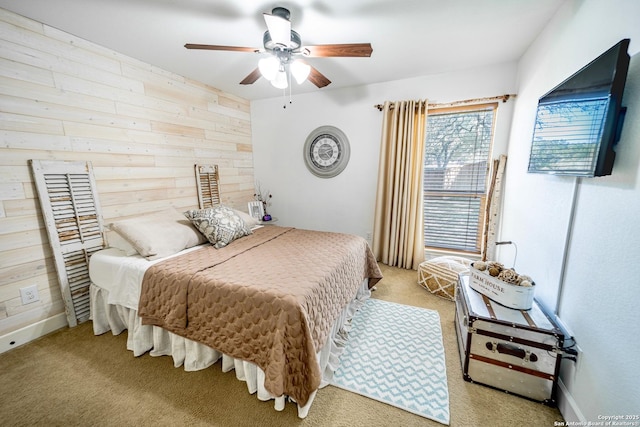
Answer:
[
  {"xmin": 263, "ymin": 29, "xmax": 301, "ymax": 51},
  {"xmin": 271, "ymin": 7, "xmax": 291, "ymax": 20}
]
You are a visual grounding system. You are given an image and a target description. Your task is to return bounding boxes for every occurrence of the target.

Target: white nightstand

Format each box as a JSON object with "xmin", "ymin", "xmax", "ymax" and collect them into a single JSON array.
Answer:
[{"xmin": 258, "ymin": 217, "xmax": 278, "ymax": 225}]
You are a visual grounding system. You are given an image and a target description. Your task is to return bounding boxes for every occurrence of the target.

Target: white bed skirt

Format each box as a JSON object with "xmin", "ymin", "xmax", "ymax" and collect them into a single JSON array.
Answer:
[{"xmin": 89, "ymin": 280, "xmax": 371, "ymax": 419}]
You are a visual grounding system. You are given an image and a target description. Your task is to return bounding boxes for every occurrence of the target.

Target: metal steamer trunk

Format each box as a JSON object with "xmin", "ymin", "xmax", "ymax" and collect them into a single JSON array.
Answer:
[{"xmin": 455, "ymin": 276, "xmax": 564, "ymax": 406}]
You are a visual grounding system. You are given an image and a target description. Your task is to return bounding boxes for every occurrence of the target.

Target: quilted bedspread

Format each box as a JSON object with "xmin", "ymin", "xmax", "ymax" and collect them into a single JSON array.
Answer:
[{"xmin": 138, "ymin": 226, "xmax": 382, "ymax": 405}]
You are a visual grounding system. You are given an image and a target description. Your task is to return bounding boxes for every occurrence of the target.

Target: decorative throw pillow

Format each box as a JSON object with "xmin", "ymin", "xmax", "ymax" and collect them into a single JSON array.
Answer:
[{"xmin": 184, "ymin": 205, "xmax": 252, "ymax": 248}]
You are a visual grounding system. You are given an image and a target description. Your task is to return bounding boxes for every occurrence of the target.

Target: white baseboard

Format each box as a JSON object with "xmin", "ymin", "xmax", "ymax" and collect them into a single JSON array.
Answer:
[
  {"xmin": 0, "ymin": 313, "xmax": 68, "ymax": 354},
  {"xmin": 557, "ymin": 378, "xmax": 586, "ymax": 423}
]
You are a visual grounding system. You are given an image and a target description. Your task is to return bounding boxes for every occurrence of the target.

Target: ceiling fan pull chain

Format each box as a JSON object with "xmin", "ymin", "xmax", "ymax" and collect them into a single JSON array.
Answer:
[
  {"xmin": 288, "ymin": 66, "xmax": 293, "ymax": 107},
  {"xmin": 282, "ymin": 86, "xmax": 287, "ymax": 109}
]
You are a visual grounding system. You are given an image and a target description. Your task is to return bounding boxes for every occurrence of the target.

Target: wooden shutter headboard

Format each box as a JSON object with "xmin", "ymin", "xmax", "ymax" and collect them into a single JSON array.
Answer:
[
  {"xmin": 195, "ymin": 164, "xmax": 221, "ymax": 208},
  {"xmin": 30, "ymin": 160, "xmax": 105, "ymax": 327}
]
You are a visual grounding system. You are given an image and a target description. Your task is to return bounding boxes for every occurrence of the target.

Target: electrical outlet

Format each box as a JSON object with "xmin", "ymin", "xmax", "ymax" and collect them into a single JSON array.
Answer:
[{"xmin": 19, "ymin": 285, "xmax": 39, "ymax": 305}]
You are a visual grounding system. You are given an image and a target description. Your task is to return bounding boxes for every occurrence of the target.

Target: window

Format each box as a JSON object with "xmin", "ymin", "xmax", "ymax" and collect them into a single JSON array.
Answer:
[{"xmin": 423, "ymin": 103, "xmax": 496, "ymax": 253}]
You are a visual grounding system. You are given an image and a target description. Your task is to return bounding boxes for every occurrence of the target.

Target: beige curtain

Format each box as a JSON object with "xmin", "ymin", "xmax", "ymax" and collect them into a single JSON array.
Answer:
[{"xmin": 372, "ymin": 100, "xmax": 427, "ymax": 270}]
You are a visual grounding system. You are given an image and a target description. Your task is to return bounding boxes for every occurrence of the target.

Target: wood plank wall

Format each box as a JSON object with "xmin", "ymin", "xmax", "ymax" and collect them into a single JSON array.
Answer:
[{"xmin": 0, "ymin": 9, "xmax": 255, "ymax": 337}]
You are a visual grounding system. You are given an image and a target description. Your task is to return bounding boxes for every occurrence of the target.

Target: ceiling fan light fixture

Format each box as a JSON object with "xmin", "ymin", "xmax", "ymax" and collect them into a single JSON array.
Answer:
[
  {"xmin": 263, "ymin": 30, "xmax": 301, "ymax": 51},
  {"xmin": 258, "ymin": 56, "xmax": 279, "ymax": 81},
  {"xmin": 271, "ymin": 69, "xmax": 288, "ymax": 89},
  {"xmin": 291, "ymin": 60, "xmax": 311, "ymax": 84}
]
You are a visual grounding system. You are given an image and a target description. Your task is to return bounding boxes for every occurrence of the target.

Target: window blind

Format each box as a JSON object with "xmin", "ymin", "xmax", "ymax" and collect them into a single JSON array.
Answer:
[
  {"xmin": 528, "ymin": 98, "xmax": 609, "ymax": 175},
  {"xmin": 423, "ymin": 107, "xmax": 495, "ymax": 253}
]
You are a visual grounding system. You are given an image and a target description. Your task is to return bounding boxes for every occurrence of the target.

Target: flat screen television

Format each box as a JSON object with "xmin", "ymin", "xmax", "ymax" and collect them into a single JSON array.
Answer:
[{"xmin": 527, "ymin": 39, "xmax": 630, "ymax": 177}]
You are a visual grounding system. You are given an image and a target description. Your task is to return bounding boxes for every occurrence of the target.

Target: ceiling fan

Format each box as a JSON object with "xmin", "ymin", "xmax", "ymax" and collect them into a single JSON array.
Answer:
[{"xmin": 185, "ymin": 7, "xmax": 373, "ymax": 90}]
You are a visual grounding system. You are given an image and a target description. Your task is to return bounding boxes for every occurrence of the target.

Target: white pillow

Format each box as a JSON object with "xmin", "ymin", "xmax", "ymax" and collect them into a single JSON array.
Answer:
[
  {"xmin": 231, "ymin": 207, "xmax": 260, "ymax": 229},
  {"xmin": 106, "ymin": 230, "xmax": 138, "ymax": 256},
  {"xmin": 109, "ymin": 207, "xmax": 207, "ymax": 260}
]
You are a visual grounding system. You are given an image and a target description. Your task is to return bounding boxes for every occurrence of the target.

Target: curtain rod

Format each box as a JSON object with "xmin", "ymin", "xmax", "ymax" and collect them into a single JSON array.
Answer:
[{"xmin": 374, "ymin": 94, "xmax": 516, "ymax": 111}]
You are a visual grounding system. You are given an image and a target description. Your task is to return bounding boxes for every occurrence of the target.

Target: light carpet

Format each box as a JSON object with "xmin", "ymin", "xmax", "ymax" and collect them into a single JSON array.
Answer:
[{"xmin": 331, "ymin": 298, "xmax": 450, "ymax": 425}]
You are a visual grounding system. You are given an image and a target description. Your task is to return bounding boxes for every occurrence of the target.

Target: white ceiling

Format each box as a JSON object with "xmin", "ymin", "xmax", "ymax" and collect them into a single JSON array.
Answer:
[{"xmin": 0, "ymin": 0, "xmax": 565, "ymax": 101}]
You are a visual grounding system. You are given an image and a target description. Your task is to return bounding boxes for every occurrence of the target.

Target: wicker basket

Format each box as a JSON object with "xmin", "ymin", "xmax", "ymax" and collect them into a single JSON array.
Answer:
[{"xmin": 418, "ymin": 256, "xmax": 471, "ymax": 301}]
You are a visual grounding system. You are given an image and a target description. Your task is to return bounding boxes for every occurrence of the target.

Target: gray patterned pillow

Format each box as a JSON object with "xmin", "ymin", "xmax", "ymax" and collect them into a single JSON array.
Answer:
[{"xmin": 184, "ymin": 205, "xmax": 252, "ymax": 248}]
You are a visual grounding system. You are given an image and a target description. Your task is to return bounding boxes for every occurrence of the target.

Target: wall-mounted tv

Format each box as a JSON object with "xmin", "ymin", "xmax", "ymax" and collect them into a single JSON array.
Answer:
[{"xmin": 527, "ymin": 39, "xmax": 630, "ymax": 177}]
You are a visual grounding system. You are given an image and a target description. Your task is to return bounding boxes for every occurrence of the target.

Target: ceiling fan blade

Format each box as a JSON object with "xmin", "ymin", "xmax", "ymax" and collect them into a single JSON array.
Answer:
[
  {"xmin": 239, "ymin": 68, "xmax": 262, "ymax": 85},
  {"xmin": 263, "ymin": 13, "xmax": 291, "ymax": 46},
  {"xmin": 303, "ymin": 43, "xmax": 373, "ymax": 58},
  {"xmin": 307, "ymin": 66, "xmax": 331, "ymax": 88},
  {"xmin": 184, "ymin": 44, "xmax": 259, "ymax": 53}
]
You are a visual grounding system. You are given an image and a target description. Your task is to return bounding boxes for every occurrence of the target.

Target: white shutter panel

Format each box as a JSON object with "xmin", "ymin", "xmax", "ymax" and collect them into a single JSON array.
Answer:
[
  {"xmin": 195, "ymin": 164, "xmax": 221, "ymax": 208},
  {"xmin": 30, "ymin": 160, "xmax": 105, "ymax": 327}
]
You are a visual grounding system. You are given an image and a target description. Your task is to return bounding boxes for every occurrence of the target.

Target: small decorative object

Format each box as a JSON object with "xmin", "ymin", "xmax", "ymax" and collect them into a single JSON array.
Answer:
[
  {"xmin": 497, "ymin": 268, "xmax": 519, "ymax": 284},
  {"xmin": 517, "ymin": 275, "xmax": 533, "ymax": 285},
  {"xmin": 253, "ymin": 181, "xmax": 272, "ymax": 216},
  {"xmin": 303, "ymin": 125, "xmax": 350, "ymax": 178},
  {"xmin": 469, "ymin": 260, "xmax": 536, "ymax": 310},
  {"xmin": 248, "ymin": 200, "xmax": 264, "ymax": 220},
  {"xmin": 471, "ymin": 261, "xmax": 487, "ymax": 271},
  {"xmin": 262, "ymin": 214, "xmax": 272, "ymax": 222},
  {"xmin": 487, "ymin": 261, "xmax": 504, "ymax": 271}
]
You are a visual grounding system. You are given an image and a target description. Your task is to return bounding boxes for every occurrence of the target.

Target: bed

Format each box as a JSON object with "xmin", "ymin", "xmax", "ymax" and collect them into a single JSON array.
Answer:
[{"xmin": 89, "ymin": 205, "xmax": 382, "ymax": 418}]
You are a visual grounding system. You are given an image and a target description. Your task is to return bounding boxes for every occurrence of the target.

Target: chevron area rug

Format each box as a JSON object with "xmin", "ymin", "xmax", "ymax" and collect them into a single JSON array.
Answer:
[{"xmin": 331, "ymin": 298, "xmax": 450, "ymax": 425}]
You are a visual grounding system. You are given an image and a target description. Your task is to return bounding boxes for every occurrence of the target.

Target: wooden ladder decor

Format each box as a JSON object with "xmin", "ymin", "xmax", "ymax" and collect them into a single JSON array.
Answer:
[
  {"xmin": 482, "ymin": 154, "xmax": 507, "ymax": 261},
  {"xmin": 30, "ymin": 160, "xmax": 106, "ymax": 327},
  {"xmin": 195, "ymin": 164, "xmax": 221, "ymax": 208}
]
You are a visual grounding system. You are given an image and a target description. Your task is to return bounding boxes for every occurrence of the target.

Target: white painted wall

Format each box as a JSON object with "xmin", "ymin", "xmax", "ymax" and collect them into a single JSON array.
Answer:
[
  {"xmin": 253, "ymin": 0, "xmax": 640, "ymax": 420},
  {"xmin": 251, "ymin": 62, "xmax": 517, "ymax": 243},
  {"xmin": 500, "ymin": 0, "xmax": 640, "ymax": 421}
]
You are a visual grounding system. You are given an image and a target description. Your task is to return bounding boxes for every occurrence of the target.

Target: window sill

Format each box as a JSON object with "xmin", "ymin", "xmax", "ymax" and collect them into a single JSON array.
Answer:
[{"xmin": 424, "ymin": 247, "xmax": 481, "ymax": 262}]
